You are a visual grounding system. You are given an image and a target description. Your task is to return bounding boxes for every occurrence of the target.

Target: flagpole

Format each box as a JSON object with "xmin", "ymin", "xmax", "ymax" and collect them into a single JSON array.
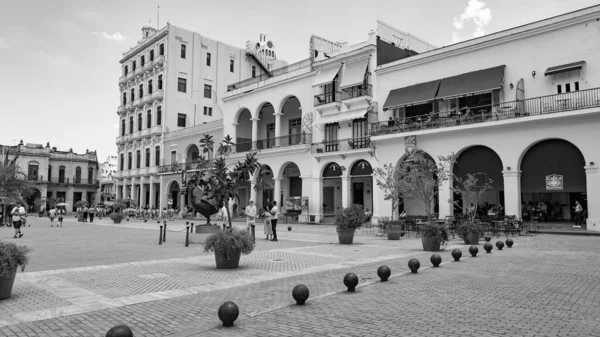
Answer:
[{"xmin": 157, "ymin": 5, "xmax": 160, "ymax": 28}]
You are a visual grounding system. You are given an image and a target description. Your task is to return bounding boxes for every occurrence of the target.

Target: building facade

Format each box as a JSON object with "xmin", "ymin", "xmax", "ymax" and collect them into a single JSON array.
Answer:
[
  {"xmin": 99, "ymin": 156, "xmax": 117, "ymax": 203},
  {"xmin": 0, "ymin": 141, "xmax": 100, "ymax": 212},
  {"xmin": 114, "ymin": 24, "xmax": 282, "ymax": 208}
]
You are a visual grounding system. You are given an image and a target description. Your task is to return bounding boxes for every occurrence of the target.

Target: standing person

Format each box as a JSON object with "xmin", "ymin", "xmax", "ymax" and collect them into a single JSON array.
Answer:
[
  {"xmin": 11, "ymin": 202, "xmax": 26, "ymax": 238},
  {"xmin": 263, "ymin": 204, "xmax": 273, "ymax": 240},
  {"xmin": 573, "ymin": 200, "xmax": 584, "ymax": 228},
  {"xmin": 57, "ymin": 207, "xmax": 65, "ymax": 227},
  {"xmin": 48, "ymin": 207, "xmax": 56, "ymax": 227},
  {"xmin": 245, "ymin": 200, "xmax": 257, "ymax": 237},
  {"xmin": 82, "ymin": 205, "xmax": 88, "ymax": 222},
  {"xmin": 270, "ymin": 201, "xmax": 279, "ymax": 241},
  {"xmin": 89, "ymin": 205, "xmax": 95, "ymax": 223}
]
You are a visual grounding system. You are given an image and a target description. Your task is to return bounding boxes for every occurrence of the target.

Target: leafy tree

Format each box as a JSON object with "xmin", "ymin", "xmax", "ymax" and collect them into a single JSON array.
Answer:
[
  {"xmin": 0, "ymin": 149, "xmax": 30, "ymax": 205},
  {"xmin": 373, "ymin": 163, "xmax": 404, "ymax": 220}
]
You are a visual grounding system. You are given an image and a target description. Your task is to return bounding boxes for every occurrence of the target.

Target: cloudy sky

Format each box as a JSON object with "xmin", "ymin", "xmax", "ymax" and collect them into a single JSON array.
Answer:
[{"xmin": 0, "ymin": 0, "xmax": 597, "ymax": 161}]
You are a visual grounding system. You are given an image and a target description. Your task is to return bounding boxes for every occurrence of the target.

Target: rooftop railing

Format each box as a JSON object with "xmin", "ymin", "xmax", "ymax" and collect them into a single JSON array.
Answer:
[
  {"xmin": 371, "ymin": 87, "xmax": 600, "ymax": 137},
  {"xmin": 235, "ymin": 133, "xmax": 312, "ymax": 153},
  {"xmin": 227, "ymin": 58, "xmax": 312, "ymax": 92}
]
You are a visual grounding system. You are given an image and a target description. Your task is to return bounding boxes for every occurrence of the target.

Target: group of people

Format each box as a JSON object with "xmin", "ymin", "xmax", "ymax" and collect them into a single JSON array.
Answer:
[
  {"xmin": 243, "ymin": 200, "xmax": 279, "ymax": 242},
  {"xmin": 46, "ymin": 206, "xmax": 66, "ymax": 227}
]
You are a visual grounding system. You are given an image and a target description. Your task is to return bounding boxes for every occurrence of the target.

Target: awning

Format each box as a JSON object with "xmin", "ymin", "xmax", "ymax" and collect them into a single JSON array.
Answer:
[
  {"xmin": 437, "ymin": 65, "xmax": 505, "ymax": 100},
  {"xmin": 545, "ymin": 61, "xmax": 585, "ymax": 76},
  {"xmin": 313, "ymin": 65, "xmax": 342, "ymax": 87},
  {"xmin": 383, "ymin": 80, "xmax": 441, "ymax": 109},
  {"xmin": 339, "ymin": 58, "xmax": 369, "ymax": 89},
  {"xmin": 315, "ymin": 109, "xmax": 367, "ymax": 125}
]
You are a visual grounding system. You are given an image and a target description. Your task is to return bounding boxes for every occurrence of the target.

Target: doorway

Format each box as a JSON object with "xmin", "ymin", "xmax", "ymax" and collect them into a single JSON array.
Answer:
[
  {"xmin": 353, "ymin": 182, "xmax": 364, "ymax": 206},
  {"xmin": 323, "ymin": 186, "xmax": 335, "ymax": 215}
]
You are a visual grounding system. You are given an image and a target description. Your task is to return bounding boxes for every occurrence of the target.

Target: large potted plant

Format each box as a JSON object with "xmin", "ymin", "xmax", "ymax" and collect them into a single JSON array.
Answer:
[
  {"xmin": 0, "ymin": 242, "xmax": 31, "ymax": 300},
  {"xmin": 109, "ymin": 200, "xmax": 127, "ymax": 224},
  {"xmin": 420, "ymin": 222, "xmax": 449, "ymax": 251},
  {"xmin": 335, "ymin": 204, "xmax": 366, "ymax": 244},
  {"xmin": 457, "ymin": 220, "xmax": 482, "ymax": 245},
  {"xmin": 204, "ymin": 228, "xmax": 254, "ymax": 269},
  {"xmin": 387, "ymin": 220, "xmax": 405, "ymax": 240}
]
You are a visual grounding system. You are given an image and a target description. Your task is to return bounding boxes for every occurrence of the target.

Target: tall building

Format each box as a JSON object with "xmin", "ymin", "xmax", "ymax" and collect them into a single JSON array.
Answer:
[
  {"xmin": 0, "ymin": 140, "xmax": 100, "ymax": 212},
  {"xmin": 99, "ymin": 156, "xmax": 117, "ymax": 203},
  {"xmin": 114, "ymin": 24, "xmax": 284, "ymax": 208}
]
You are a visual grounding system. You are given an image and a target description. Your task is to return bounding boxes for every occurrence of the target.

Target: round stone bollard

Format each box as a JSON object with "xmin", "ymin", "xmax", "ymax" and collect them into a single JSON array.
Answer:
[
  {"xmin": 496, "ymin": 240, "xmax": 505, "ymax": 250},
  {"xmin": 430, "ymin": 254, "xmax": 442, "ymax": 267},
  {"xmin": 292, "ymin": 284, "xmax": 310, "ymax": 305},
  {"xmin": 469, "ymin": 245, "xmax": 479, "ymax": 257},
  {"xmin": 484, "ymin": 235, "xmax": 491, "ymax": 242},
  {"xmin": 484, "ymin": 242, "xmax": 493, "ymax": 253},
  {"xmin": 343, "ymin": 273, "xmax": 359, "ymax": 292},
  {"xmin": 288, "ymin": 226, "xmax": 292, "ymax": 231},
  {"xmin": 408, "ymin": 258, "xmax": 420, "ymax": 273},
  {"xmin": 451, "ymin": 249, "xmax": 462, "ymax": 262},
  {"xmin": 505, "ymin": 238, "xmax": 514, "ymax": 248},
  {"xmin": 218, "ymin": 301, "xmax": 240, "ymax": 327},
  {"xmin": 105, "ymin": 325, "xmax": 133, "ymax": 337},
  {"xmin": 377, "ymin": 265, "xmax": 391, "ymax": 282}
]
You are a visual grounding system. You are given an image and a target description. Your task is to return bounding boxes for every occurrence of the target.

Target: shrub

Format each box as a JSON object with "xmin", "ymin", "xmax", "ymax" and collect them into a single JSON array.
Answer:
[
  {"xmin": 335, "ymin": 204, "xmax": 367, "ymax": 230},
  {"xmin": 457, "ymin": 221, "xmax": 482, "ymax": 238},
  {"xmin": 109, "ymin": 212, "xmax": 125, "ymax": 222},
  {"xmin": 204, "ymin": 228, "xmax": 254, "ymax": 260},
  {"xmin": 0, "ymin": 242, "xmax": 32, "ymax": 276},
  {"xmin": 420, "ymin": 222, "xmax": 449, "ymax": 246}
]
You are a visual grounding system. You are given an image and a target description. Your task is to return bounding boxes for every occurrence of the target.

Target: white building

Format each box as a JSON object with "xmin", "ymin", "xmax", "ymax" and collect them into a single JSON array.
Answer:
[{"xmin": 100, "ymin": 156, "xmax": 117, "ymax": 203}]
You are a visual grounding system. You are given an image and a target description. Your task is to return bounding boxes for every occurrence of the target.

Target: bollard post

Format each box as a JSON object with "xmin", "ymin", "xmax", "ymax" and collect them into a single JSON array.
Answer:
[
  {"xmin": 159, "ymin": 225, "xmax": 163, "ymax": 245},
  {"xmin": 185, "ymin": 225, "xmax": 190, "ymax": 247},
  {"xmin": 163, "ymin": 220, "xmax": 167, "ymax": 242},
  {"xmin": 186, "ymin": 221, "xmax": 191, "ymax": 234}
]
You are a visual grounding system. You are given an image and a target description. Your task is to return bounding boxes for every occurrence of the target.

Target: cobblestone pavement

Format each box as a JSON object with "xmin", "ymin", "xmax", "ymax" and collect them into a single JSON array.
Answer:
[{"xmin": 1, "ymin": 217, "xmax": 599, "ymax": 336}]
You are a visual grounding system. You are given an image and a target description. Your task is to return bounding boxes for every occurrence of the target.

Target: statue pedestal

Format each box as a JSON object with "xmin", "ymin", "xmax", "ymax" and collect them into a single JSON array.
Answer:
[{"xmin": 188, "ymin": 225, "xmax": 222, "ymax": 244}]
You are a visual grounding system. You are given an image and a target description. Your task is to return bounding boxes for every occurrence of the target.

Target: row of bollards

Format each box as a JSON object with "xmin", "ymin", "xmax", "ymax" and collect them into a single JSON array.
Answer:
[
  {"xmin": 107, "ymin": 238, "xmax": 517, "ymax": 333},
  {"xmin": 157, "ymin": 221, "xmax": 193, "ymax": 247}
]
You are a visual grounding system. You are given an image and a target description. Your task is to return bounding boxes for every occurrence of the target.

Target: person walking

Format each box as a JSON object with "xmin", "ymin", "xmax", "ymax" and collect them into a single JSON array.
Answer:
[
  {"xmin": 48, "ymin": 207, "xmax": 56, "ymax": 227},
  {"xmin": 57, "ymin": 207, "xmax": 65, "ymax": 227},
  {"xmin": 263, "ymin": 204, "xmax": 273, "ymax": 240},
  {"xmin": 245, "ymin": 200, "xmax": 257, "ymax": 239},
  {"xmin": 10, "ymin": 202, "xmax": 26, "ymax": 238},
  {"xmin": 82, "ymin": 205, "xmax": 89, "ymax": 222},
  {"xmin": 89, "ymin": 205, "xmax": 96, "ymax": 223},
  {"xmin": 269, "ymin": 201, "xmax": 279, "ymax": 241},
  {"xmin": 573, "ymin": 200, "xmax": 584, "ymax": 228}
]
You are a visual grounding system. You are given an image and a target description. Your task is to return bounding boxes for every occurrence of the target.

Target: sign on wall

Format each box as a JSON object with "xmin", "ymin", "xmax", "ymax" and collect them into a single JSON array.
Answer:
[
  {"xmin": 405, "ymin": 136, "xmax": 417, "ymax": 154},
  {"xmin": 545, "ymin": 174, "xmax": 564, "ymax": 191}
]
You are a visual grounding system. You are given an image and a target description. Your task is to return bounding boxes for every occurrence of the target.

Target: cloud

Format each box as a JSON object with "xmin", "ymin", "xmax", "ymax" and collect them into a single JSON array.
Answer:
[
  {"xmin": 452, "ymin": 0, "xmax": 492, "ymax": 43},
  {"xmin": 91, "ymin": 31, "xmax": 124, "ymax": 41},
  {"xmin": 0, "ymin": 38, "xmax": 7, "ymax": 49}
]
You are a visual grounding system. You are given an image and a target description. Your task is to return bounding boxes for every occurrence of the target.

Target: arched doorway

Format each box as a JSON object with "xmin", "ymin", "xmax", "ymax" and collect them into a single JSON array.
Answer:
[
  {"xmin": 236, "ymin": 109, "xmax": 252, "ymax": 152},
  {"xmin": 520, "ymin": 139, "xmax": 586, "ymax": 222},
  {"xmin": 396, "ymin": 150, "xmax": 439, "ymax": 217},
  {"xmin": 186, "ymin": 144, "xmax": 200, "ymax": 165},
  {"xmin": 323, "ymin": 163, "xmax": 342, "ymax": 216},
  {"xmin": 25, "ymin": 187, "xmax": 41, "ymax": 213},
  {"xmin": 168, "ymin": 181, "xmax": 180, "ymax": 209},
  {"xmin": 257, "ymin": 165, "xmax": 274, "ymax": 210},
  {"xmin": 350, "ymin": 160, "xmax": 373, "ymax": 211},
  {"xmin": 257, "ymin": 103, "xmax": 275, "ymax": 149},
  {"xmin": 280, "ymin": 96, "xmax": 304, "ymax": 146},
  {"xmin": 281, "ymin": 162, "xmax": 302, "ymax": 214},
  {"xmin": 453, "ymin": 146, "xmax": 504, "ymax": 217}
]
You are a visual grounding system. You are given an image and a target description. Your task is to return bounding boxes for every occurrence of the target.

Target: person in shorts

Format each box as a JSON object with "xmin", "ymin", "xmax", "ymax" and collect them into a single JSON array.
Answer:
[
  {"xmin": 48, "ymin": 207, "xmax": 56, "ymax": 227},
  {"xmin": 11, "ymin": 202, "xmax": 26, "ymax": 238},
  {"xmin": 57, "ymin": 207, "xmax": 65, "ymax": 227},
  {"xmin": 88, "ymin": 205, "xmax": 95, "ymax": 223}
]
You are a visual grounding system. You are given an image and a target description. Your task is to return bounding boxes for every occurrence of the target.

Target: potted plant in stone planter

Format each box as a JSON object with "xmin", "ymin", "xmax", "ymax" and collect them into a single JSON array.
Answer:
[
  {"xmin": 420, "ymin": 222, "xmax": 449, "ymax": 251},
  {"xmin": 387, "ymin": 220, "xmax": 405, "ymax": 240},
  {"xmin": 335, "ymin": 204, "xmax": 366, "ymax": 244},
  {"xmin": 204, "ymin": 228, "xmax": 254, "ymax": 269},
  {"xmin": 457, "ymin": 220, "xmax": 482, "ymax": 245},
  {"xmin": 0, "ymin": 241, "xmax": 31, "ymax": 300},
  {"xmin": 109, "ymin": 200, "xmax": 127, "ymax": 224}
]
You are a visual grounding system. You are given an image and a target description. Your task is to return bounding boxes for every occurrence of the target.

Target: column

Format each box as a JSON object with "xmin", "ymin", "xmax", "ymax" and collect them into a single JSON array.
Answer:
[
  {"xmin": 179, "ymin": 193, "xmax": 186, "ymax": 216},
  {"xmin": 311, "ymin": 177, "xmax": 323, "ymax": 223},
  {"xmin": 372, "ymin": 179, "xmax": 390, "ymax": 222},
  {"xmin": 140, "ymin": 183, "xmax": 146, "ymax": 208},
  {"xmin": 585, "ymin": 165, "xmax": 599, "ymax": 232},
  {"xmin": 502, "ymin": 170, "xmax": 522, "ymax": 220},
  {"xmin": 438, "ymin": 175, "xmax": 453, "ymax": 220},
  {"xmin": 149, "ymin": 179, "xmax": 156, "ymax": 209},
  {"xmin": 299, "ymin": 175, "xmax": 312, "ymax": 223},
  {"xmin": 251, "ymin": 118, "xmax": 258, "ymax": 149},
  {"xmin": 250, "ymin": 178, "xmax": 258, "ymax": 205},
  {"xmin": 341, "ymin": 176, "xmax": 351, "ymax": 208},
  {"xmin": 231, "ymin": 123, "xmax": 238, "ymax": 152},
  {"xmin": 131, "ymin": 180, "xmax": 136, "ymax": 205},
  {"xmin": 116, "ymin": 183, "xmax": 122, "ymax": 200},
  {"xmin": 66, "ymin": 186, "xmax": 74, "ymax": 213},
  {"xmin": 274, "ymin": 113, "xmax": 282, "ymax": 147},
  {"xmin": 273, "ymin": 178, "xmax": 282, "ymax": 213}
]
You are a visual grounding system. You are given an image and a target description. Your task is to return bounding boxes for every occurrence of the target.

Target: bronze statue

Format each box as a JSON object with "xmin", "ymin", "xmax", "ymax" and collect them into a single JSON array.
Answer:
[{"xmin": 186, "ymin": 182, "xmax": 220, "ymax": 225}]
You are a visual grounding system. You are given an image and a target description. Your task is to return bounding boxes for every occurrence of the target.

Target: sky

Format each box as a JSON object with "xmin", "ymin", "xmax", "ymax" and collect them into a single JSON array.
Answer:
[{"xmin": 0, "ymin": 0, "xmax": 598, "ymax": 162}]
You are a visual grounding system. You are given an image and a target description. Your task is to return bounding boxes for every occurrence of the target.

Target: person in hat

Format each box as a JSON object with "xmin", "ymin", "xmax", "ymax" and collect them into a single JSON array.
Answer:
[
  {"xmin": 245, "ymin": 200, "xmax": 257, "ymax": 235},
  {"xmin": 10, "ymin": 202, "xmax": 26, "ymax": 238}
]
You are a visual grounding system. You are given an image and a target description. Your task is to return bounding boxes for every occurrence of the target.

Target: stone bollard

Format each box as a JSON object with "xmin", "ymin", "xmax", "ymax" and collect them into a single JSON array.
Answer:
[
  {"xmin": 377, "ymin": 265, "xmax": 391, "ymax": 282},
  {"xmin": 163, "ymin": 220, "xmax": 167, "ymax": 242},
  {"xmin": 218, "ymin": 301, "xmax": 239, "ymax": 327},
  {"xmin": 159, "ymin": 225, "xmax": 163, "ymax": 245},
  {"xmin": 105, "ymin": 324, "xmax": 133, "ymax": 337},
  {"xmin": 430, "ymin": 254, "xmax": 442, "ymax": 267},
  {"xmin": 451, "ymin": 249, "xmax": 462, "ymax": 262},
  {"xmin": 408, "ymin": 258, "xmax": 420, "ymax": 273},
  {"xmin": 343, "ymin": 273, "xmax": 359, "ymax": 292},
  {"xmin": 292, "ymin": 284, "xmax": 310, "ymax": 305},
  {"xmin": 469, "ymin": 245, "xmax": 479, "ymax": 257},
  {"xmin": 185, "ymin": 225, "xmax": 190, "ymax": 247}
]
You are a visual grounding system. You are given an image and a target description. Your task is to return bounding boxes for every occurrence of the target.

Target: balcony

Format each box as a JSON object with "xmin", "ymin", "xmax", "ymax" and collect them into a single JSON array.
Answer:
[
  {"xmin": 314, "ymin": 91, "xmax": 342, "ymax": 107},
  {"xmin": 149, "ymin": 125, "xmax": 162, "ymax": 135},
  {"xmin": 154, "ymin": 55, "xmax": 165, "ymax": 67},
  {"xmin": 235, "ymin": 133, "xmax": 313, "ymax": 153},
  {"xmin": 142, "ymin": 93, "xmax": 152, "ymax": 105},
  {"xmin": 227, "ymin": 58, "xmax": 312, "ymax": 92},
  {"xmin": 133, "ymin": 97, "xmax": 142, "ymax": 108},
  {"xmin": 116, "ymin": 134, "xmax": 129, "ymax": 144},
  {"xmin": 134, "ymin": 67, "xmax": 143, "ymax": 77},
  {"xmin": 159, "ymin": 163, "xmax": 179, "ymax": 174},
  {"xmin": 371, "ymin": 87, "xmax": 600, "ymax": 137},
  {"xmin": 151, "ymin": 89, "xmax": 164, "ymax": 101},
  {"xmin": 72, "ymin": 177, "xmax": 99, "ymax": 188},
  {"xmin": 342, "ymin": 84, "xmax": 372, "ymax": 101},
  {"xmin": 48, "ymin": 177, "xmax": 70, "ymax": 185},
  {"xmin": 311, "ymin": 137, "xmax": 372, "ymax": 155},
  {"xmin": 117, "ymin": 105, "xmax": 126, "ymax": 115},
  {"xmin": 125, "ymin": 102, "xmax": 134, "ymax": 111}
]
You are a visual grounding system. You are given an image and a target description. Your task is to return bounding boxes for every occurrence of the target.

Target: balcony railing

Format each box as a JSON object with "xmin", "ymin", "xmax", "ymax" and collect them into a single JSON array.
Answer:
[
  {"xmin": 150, "ymin": 125, "xmax": 162, "ymax": 135},
  {"xmin": 371, "ymin": 87, "xmax": 600, "ymax": 137},
  {"xmin": 311, "ymin": 137, "xmax": 372, "ymax": 154},
  {"xmin": 342, "ymin": 84, "xmax": 372, "ymax": 100},
  {"xmin": 227, "ymin": 58, "xmax": 312, "ymax": 92},
  {"xmin": 134, "ymin": 67, "xmax": 142, "ymax": 77},
  {"xmin": 314, "ymin": 92, "xmax": 342, "ymax": 107},
  {"xmin": 152, "ymin": 89, "xmax": 164, "ymax": 101},
  {"xmin": 235, "ymin": 133, "xmax": 312, "ymax": 153}
]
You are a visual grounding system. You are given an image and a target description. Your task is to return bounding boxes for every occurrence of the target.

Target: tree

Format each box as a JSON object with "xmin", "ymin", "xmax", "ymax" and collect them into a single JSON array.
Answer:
[
  {"xmin": 373, "ymin": 163, "xmax": 404, "ymax": 220},
  {"xmin": 0, "ymin": 149, "xmax": 29, "ymax": 205}
]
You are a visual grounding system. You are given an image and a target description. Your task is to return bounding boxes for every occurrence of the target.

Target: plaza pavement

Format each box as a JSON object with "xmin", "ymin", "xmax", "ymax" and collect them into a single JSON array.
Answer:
[{"xmin": 0, "ymin": 216, "xmax": 599, "ymax": 336}]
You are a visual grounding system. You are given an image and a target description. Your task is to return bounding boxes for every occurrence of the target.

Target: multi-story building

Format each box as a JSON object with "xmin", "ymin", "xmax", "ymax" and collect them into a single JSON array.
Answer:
[
  {"xmin": 99, "ymin": 156, "xmax": 117, "ymax": 203},
  {"xmin": 114, "ymin": 23, "xmax": 284, "ymax": 208},
  {"xmin": 0, "ymin": 140, "xmax": 100, "ymax": 212}
]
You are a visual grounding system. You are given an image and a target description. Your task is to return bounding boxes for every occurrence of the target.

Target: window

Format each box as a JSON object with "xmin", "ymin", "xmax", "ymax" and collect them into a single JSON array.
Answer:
[
  {"xmin": 177, "ymin": 113, "xmax": 186, "ymax": 127},
  {"xmin": 75, "ymin": 167, "xmax": 81, "ymax": 184},
  {"xmin": 158, "ymin": 75, "xmax": 163, "ymax": 89},
  {"xmin": 208, "ymin": 107, "xmax": 212, "ymax": 116},
  {"xmin": 59, "ymin": 166, "xmax": 65, "ymax": 183},
  {"xmin": 565, "ymin": 83, "xmax": 571, "ymax": 93},
  {"xmin": 266, "ymin": 123, "xmax": 275, "ymax": 148},
  {"xmin": 203, "ymin": 106, "xmax": 213, "ymax": 116},
  {"xmin": 150, "ymin": 50, "xmax": 154, "ymax": 61},
  {"xmin": 47, "ymin": 165, "xmax": 52, "ymax": 182},
  {"xmin": 124, "ymin": 65, "xmax": 128, "ymax": 75},
  {"xmin": 130, "ymin": 88, "xmax": 135, "ymax": 101},
  {"xmin": 155, "ymin": 146, "xmax": 160, "ymax": 166},
  {"xmin": 171, "ymin": 151, "xmax": 177, "ymax": 164},
  {"xmin": 132, "ymin": 60, "xmax": 136, "ymax": 71},
  {"xmin": 27, "ymin": 163, "xmax": 39, "ymax": 181},
  {"xmin": 252, "ymin": 66, "xmax": 256, "ymax": 78},
  {"xmin": 230, "ymin": 59, "xmax": 234, "ymax": 72},
  {"xmin": 148, "ymin": 79, "xmax": 153, "ymax": 94},
  {"xmin": 575, "ymin": 81, "xmax": 580, "ymax": 91},
  {"xmin": 145, "ymin": 148, "xmax": 150, "ymax": 167},
  {"xmin": 156, "ymin": 106, "xmax": 162, "ymax": 125},
  {"xmin": 178, "ymin": 78, "xmax": 187, "ymax": 93},
  {"xmin": 56, "ymin": 191, "xmax": 66, "ymax": 203},
  {"xmin": 141, "ymin": 55, "xmax": 145, "ymax": 66},
  {"xmin": 289, "ymin": 118, "xmax": 302, "ymax": 145},
  {"xmin": 88, "ymin": 167, "xmax": 94, "ymax": 183},
  {"xmin": 137, "ymin": 113, "xmax": 142, "ymax": 131},
  {"xmin": 120, "ymin": 154, "xmax": 124, "ymax": 170},
  {"xmin": 206, "ymin": 52, "xmax": 211, "ymax": 66},
  {"xmin": 122, "ymin": 92, "xmax": 127, "ymax": 105},
  {"xmin": 159, "ymin": 43, "xmax": 164, "ymax": 56},
  {"xmin": 136, "ymin": 150, "xmax": 141, "ymax": 168},
  {"xmin": 557, "ymin": 84, "xmax": 562, "ymax": 94},
  {"xmin": 128, "ymin": 153, "xmax": 132, "ymax": 169},
  {"xmin": 325, "ymin": 123, "xmax": 339, "ymax": 152},
  {"xmin": 139, "ymin": 84, "xmax": 144, "ymax": 98},
  {"xmin": 121, "ymin": 119, "xmax": 125, "ymax": 136},
  {"xmin": 129, "ymin": 116, "xmax": 134, "ymax": 133},
  {"xmin": 181, "ymin": 44, "xmax": 186, "ymax": 58},
  {"xmin": 147, "ymin": 110, "xmax": 152, "ymax": 128},
  {"xmin": 203, "ymin": 84, "xmax": 212, "ymax": 98}
]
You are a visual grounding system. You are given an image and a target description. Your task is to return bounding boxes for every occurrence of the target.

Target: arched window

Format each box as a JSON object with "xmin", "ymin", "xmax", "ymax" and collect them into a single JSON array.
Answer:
[
  {"xmin": 150, "ymin": 49, "xmax": 155, "ymax": 61},
  {"xmin": 88, "ymin": 167, "xmax": 94, "ymax": 184},
  {"xmin": 48, "ymin": 165, "xmax": 52, "ymax": 182},
  {"xmin": 129, "ymin": 116, "xmax": 134, "ymax": 133},
  {"xmin": 59, "ymin": 166, "xmax": 65, "ymax": 183},
  {"xmin": 159, "ymin": 43, "xmax": 164, "ymax": 56},
  {"xmin": 147, "ymin": 110, "xmax": 152, "ymax": 128},
  {"xmin": 130, "ymin": 88, "xmax": 135, "ymax": 101},
  {"xmin": 27, "ymin": 161, "xmax": 39, "ymax": 181},
  {"xmin": 121, "ymin": 119, "xmax": 126, "ymax": 136},
  {"xmin": 156, "ymin": 106, "xmax": 162, "ymax": 125},
  {"xmin": 122, "ymin": 92, "xmax": 127, "ymax": 105},
  {"xmin": 148, "ymin": 79, "xmax": 153, "ymax": 94},
  {"xmin": 139, "ymin": 84, "xmax": 143, "ymax": 98},
  {"xmin": 132, "ymin": 60, "xmax": 136, "ymax": 71},
  {"xmin": 323, "ymin": 163, "xmax": 342, "ymax": 177},
  {"xmin": 137, "ymin": 113, "xmax": 142, "ymax": 131},
  {"xmin": 75, "ymin": 167, "xmax": 82, "ymax": 184},
  {"xmin": 158, "ymin": 75, "xmax": 163, "ymax": 90},
  {"xmin": 141, "ymin": 55, "xmax": 145, "ymax": 66}
]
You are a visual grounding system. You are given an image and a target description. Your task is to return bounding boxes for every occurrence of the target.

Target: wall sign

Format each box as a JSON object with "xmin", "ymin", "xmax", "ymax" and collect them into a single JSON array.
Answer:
[
  {"xmin": 405, "ymin": 136, "xmax": 417, "ymax": 154},
  {"xmin": 546, "ymin": 174, "xmax": 564, "ymax": 191}
]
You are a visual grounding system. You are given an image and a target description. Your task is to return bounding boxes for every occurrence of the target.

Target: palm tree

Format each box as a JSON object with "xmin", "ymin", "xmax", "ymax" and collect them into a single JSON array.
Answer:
[{"xmin": 0, "ymin": 149, "xmax": 30, "ymax": 224}]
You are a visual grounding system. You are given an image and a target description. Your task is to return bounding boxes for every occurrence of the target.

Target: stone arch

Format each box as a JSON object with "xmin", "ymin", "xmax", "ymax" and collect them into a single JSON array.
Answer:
[
  {"xmin": 184, "ymin": 143, "xmax": 200, "ymax": 162},
  {"xmin": 350, "ymin": 160, "xmax": 373, "ymax": 176},
  {"xmin": 255, "ymin": 101, "xmax": 275, "ymax": 120},
  {"xmin": 396, "ymin": 149, "xmax": 436, "ymax": 169},
  {"xmin": 454, "ymin": 144, "xmax": 504, "ymax": 169},
  {"xmin": 234, "ymin": 107, "xmax": 252, "ymax": 124},
  {"xmin": 322, "ymin": 162, "xmax": 343, "ymax": 178},
  {"xmin": 278, "ymin": 95, "xmax": 302, "ymax": 115},
  {"xmin": 164, "ymin": 179, "xmax": 180, "ymax": 195},
  {"xmin": 276, "ymin": 161, "xmax": 302, "ymax": 180},
  {"xmin": 517, "ymin": 137, "xmax": 587, "ymax": 170}
]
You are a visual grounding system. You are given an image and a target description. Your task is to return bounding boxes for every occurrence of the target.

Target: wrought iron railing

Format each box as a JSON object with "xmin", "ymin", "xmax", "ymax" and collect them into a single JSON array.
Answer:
[
  {"xmin": 342, "ymin": 84, "xmax": 372, "ymax": 100},
  {"xmin": 311, "ymin": 137, "xmax": 372, "ymax": 154},
  {"xmin": 235, "ymin": 133, "xmax": 312, "ymax": 153},
  {"xmin": 226, "ymin": 58, "xmax": 312, "ymax": 91},
  {"xmin": 314, "ymin": 91, "xmax": 342, "ymax": 106},
  {"xmin": 371, "ymin": 87, "xmax": 600, "ymax": 136}
]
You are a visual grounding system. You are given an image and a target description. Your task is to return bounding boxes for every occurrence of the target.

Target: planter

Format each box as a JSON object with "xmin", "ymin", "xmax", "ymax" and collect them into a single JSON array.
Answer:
[
  {"xmin": 337, "ymin": 229, "xmax": 355, "ymax": 245},
  {"xmin": 463, "ymin": 232, "xmax": 480, "ymax": 245},
  {"xmin": 214, "ymin": 249, "xmax": 241, "ymax": 269},
  {"xmin": 0, "ymin": 268, "xmax": 17, "ymax": 300},
  {"xmin": 421, "ymin": 235, "xmax": 442, "ymax": 251},
  {"xmin": 113, "ymin": 219, "xmax": 122, "ymax": 224},
  {"xmin": 387, "ymin": 225, "xmax": 403, "ymax": 240},
  {"xmin": 77, "ymin": 216, "xmax": 83, "ymax": 222}
]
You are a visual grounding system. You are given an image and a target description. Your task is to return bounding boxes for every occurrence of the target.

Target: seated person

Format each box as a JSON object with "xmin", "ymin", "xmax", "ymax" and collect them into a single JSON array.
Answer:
[{"xmin": 387, "ymin": 117, "xmax": 395, "ymax": 127}]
